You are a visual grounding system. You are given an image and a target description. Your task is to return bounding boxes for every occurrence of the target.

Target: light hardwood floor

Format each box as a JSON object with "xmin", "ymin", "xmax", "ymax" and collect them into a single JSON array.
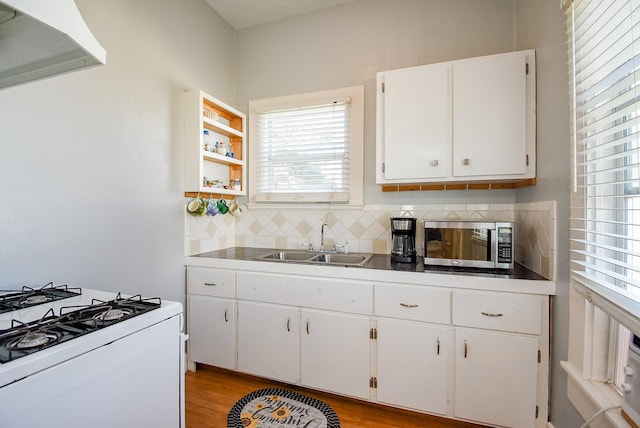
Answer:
[{"xmin": 186, "ymin": 364, "xmax": 486, "ymax": 428}]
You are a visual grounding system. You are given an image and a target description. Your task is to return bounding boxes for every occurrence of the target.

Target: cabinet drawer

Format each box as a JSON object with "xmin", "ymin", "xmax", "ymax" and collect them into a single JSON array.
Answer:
[
  {"xmin": 236, "ymin": 272, "xmax": 373, "ymax": 315},
  {"xmin": 452, "ymin": 291, "xmax": 542, "ymax": 335},
  {"xmin": 375, "ymin": 283, "xmax": 450, "ymax": 324},
  {"xmin": 188, "ymin": 267, "xmax": 235, "ymax": 298}
]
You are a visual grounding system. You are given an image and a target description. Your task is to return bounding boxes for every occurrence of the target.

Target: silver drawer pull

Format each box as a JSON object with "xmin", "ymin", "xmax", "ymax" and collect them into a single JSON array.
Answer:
[
  {"xmin": 400, "ymin": 303, "xmax": 418, "ymax": 308},
  {"xmin": 481, "ymin": 312, "xmax": 504, "ymax": 317},
  {"xmin": 203, "ymin": 282, "xmax": 217, "ymax": 286}
]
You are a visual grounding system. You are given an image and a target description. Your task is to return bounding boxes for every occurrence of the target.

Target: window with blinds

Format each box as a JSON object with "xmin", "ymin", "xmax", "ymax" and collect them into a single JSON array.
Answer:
[
  {"xmin": 248, "ymin": 86, "xmax": 364, "ymax": 205},
  {"xmin": 568, "ymin": 0, "xmax": 640, "ymax": 312},
  {"xmin": 255, "ymin": 101, "xmax": 350, "ymax": 202}
]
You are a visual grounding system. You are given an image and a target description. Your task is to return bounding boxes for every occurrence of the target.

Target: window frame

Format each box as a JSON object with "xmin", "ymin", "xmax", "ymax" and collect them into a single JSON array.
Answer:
[
  {"xmin": 247, "ymin": 86, "xmax": 364, "ymax": 206},
  {"xmin": 564, "ymin": 0, "xmax": 640, "ymax": 426}
]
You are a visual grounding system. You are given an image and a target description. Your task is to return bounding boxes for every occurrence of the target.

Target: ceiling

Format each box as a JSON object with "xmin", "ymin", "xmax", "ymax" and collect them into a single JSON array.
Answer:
[{"xmin": 205, "ymin": 0, "xmax": 357, "ymax": 30}]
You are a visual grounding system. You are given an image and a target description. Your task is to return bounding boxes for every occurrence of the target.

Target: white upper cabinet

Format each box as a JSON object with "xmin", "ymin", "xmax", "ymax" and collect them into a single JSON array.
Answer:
[
  {"xmin": 378, "ymin": 63, "xmax": 451, "ymax": 180},
  {"xmin": 376, "ymin": 49, "xmax": 536, "ymax": 185},
  {"xmin": 453, "ymin": 51, "xmax": 529, "ymax": 177}
]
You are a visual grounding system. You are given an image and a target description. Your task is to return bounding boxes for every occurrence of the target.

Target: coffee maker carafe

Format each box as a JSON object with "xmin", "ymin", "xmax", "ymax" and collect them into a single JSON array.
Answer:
[{"xmin": 390, "ymin": 217, "xmax": 417, "ymax": 263}]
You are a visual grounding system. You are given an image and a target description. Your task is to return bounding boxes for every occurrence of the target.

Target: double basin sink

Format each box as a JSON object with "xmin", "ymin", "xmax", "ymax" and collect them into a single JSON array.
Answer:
[{"xmin": 255, "ymin": 250, "xmax": 373, "ymax": 267}]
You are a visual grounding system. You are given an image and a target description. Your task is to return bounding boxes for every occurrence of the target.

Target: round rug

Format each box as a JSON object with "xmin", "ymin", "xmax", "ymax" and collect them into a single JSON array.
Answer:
[{"xmin": 227, "ymin": 387, "xmax": 340, "ymax": 428}]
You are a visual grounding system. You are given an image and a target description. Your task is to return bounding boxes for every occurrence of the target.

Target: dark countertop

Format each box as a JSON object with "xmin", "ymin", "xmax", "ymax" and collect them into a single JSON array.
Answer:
[{"xmin": 191, "ymin": 247, "xmax": 549, "ymax": 281}]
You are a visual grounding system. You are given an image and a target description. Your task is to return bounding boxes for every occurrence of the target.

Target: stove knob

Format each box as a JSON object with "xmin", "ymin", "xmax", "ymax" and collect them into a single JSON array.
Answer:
[
  {"xmin": 622, "ymin": 382, "xmax": 633, "ymax": 393},
  {"xmin": 624, "ymin": 365, "xmax": 634, "ymax": 377}
]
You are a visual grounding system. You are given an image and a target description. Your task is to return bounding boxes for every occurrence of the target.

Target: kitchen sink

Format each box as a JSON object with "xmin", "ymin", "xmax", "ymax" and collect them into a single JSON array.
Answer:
[
  {"xmin": 309, "ymin": 253, "xmax": 372, "ymax": 266},
  {"xmin": 255, "ymin": 250, "xmax": 373, "ymax": 267},
  {"xmin": 257, "ymin": 251, "xmax": 315, "ymax": 261}
]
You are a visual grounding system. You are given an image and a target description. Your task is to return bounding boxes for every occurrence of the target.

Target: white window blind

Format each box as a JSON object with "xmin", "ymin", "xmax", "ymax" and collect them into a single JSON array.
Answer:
[
  {"xmin": 254, "ymin": 99, "xmax": 351, "ymax": 203},
  {"xmin": 568, "ymin": 0, "xmax": 640, "ymax": 322}
]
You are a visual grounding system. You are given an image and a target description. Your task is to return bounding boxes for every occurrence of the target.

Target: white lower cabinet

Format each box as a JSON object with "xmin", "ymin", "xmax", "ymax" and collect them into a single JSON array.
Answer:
[
  {"xmin": 187, "ymin": 265, "xmax": 551, "ymax": 428},
  {"xmin": 187, "ymin": 266, "xmax": 237, "ymax": 370},
  {"xmin": 236, "ymin": 301, "xmax": 299, "ymax": 383},
  {"xmin": 376, "ymin": 319, "xmax": 449, "ymax": 415},
  {"xmin": 188, "ymin": 295, "xmax": 236, "ymax": 369},
  {"xmin": 454, "ymin": 327, "xmax": 539, "ymax": 428},
  {"xmin": 301, "ymin": 309, "xmax": 371, "ymax": 399}
]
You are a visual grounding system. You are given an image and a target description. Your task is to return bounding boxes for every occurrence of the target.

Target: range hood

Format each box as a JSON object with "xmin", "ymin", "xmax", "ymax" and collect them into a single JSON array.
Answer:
[{"xmin": 0, "ymin": 0, "xmax": 106, "ymax": 90}]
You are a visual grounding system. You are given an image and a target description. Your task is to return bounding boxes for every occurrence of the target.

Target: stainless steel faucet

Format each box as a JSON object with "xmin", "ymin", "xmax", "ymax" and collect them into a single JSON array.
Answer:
[{"xmin": 320, "ymin": 221, "xmax": 328, "ymax": 252}]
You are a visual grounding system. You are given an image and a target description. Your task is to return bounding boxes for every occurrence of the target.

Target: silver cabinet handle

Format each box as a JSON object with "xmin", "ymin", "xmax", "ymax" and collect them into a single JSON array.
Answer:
[
  {"xmin": 481, "ymin": 312, "xmax": 504, "ymax": 317},
  {"xmin": 400, "ymin": 303, "xmax": 418, "ymax": 308},
  {"xmin": 436, "ymin": 337, "xmax": 440, "ymax": 356},
  {"xmin": 431, "ymin": 160, "xmax": 439, "ymax": 167},
  {"xmin": 464, "ymin": 340, "xmax": 468, "ymax": 358},
  {"xmin": 203, "ymin": 282, "xmax": 217, "ymax": 286},
  {"xmin": 287, "ymin": 317, "xmax": 290, "ymax": 332},
  {"xmin": 224, "ymin": 308, "xmax": 228, "ymax": 323},
  {"xmin": 463, "ymin": 158, "xmax": 470, "ymax": 165}
]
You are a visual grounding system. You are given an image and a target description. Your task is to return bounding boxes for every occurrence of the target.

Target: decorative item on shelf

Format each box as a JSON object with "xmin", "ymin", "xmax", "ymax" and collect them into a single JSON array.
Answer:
[
  {"xmin": 203, "ymin": 109, "xmax": 219, "ymax": 121},
  {"xmin": 203, "ymin": 179, "xmax": 223, "ymax": 188},
  {"xmin": 215, "ymin": 141, "xmax": 227, "ymax": 156},
  {"xmin": 226, "ymin": 151, "xmax": 234, "ymax": 158}
]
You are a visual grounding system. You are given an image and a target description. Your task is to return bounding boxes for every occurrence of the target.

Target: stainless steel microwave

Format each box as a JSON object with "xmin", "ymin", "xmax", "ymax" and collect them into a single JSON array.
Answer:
[{"xmin": 423, "ymin": 221, "xmax": 514, "ymax": 270}]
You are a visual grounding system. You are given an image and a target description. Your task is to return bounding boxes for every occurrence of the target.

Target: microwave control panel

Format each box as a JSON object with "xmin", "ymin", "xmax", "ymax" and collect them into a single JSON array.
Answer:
[{"xmin": 497, "ymin": 227, "xmax": 513, "ymax": 263}]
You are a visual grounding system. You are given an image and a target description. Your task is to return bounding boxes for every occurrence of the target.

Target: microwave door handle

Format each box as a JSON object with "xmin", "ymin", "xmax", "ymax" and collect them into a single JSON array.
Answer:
[{"xmin": 490, "ymin": 228, "xmax": 497, "ymax": 264}]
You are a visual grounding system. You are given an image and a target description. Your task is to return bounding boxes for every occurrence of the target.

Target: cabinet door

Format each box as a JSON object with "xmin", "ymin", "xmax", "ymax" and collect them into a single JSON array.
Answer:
[
  {"xmin": 188, "ymin": 296, "xmax": 236, "ymax": 369},
  {"xmin": 301, "ymin": 310, "xmax": 370, "ymax": 399},
  {"xmin": 377, "ymin": 319, "xmax": 449, "ymax": 415},
  {"xmin": 453, "ymin": 51, "xmax": 528, "ymax": 177},
  {"xmin": 455, "ymin": 327, "xmax": 538, "ymax": 428},
  {"xmin": 237, "ymin": 302, "xmax": 299, "ymax": 383},
  {"xmin": 378, "ymin": 63, "xmax": 451, "ymax": 181}
]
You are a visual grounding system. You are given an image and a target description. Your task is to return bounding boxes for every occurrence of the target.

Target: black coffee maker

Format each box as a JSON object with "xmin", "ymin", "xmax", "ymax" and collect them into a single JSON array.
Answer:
[{"xmin": 390, "ymin": 217, "xmax": 417, "ymax": 263}]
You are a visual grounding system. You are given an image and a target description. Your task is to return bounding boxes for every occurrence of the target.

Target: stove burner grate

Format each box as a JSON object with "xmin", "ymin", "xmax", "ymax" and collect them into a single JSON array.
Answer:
[
  {"xmin": 0, "ymin": 292, "xmax": 161, "ymax": 363},
  {"xmin": 0, "ymin": 282, "xmax": 81, "ymax": 314}
]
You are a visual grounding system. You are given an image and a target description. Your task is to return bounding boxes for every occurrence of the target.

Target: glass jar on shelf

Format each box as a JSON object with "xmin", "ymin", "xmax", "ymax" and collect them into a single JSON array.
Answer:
[
  {"xmin": 231, "ymin": 179, "xmax": 241, "ymax": 191},
  {"xmin": 203, "ymin": 130, "xmax": 212, "ymax": 152}
]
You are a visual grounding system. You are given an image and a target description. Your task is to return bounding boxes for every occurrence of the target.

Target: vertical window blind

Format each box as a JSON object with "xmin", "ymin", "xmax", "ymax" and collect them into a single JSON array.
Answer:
[
  {"xmin": 568, "ymin": 0, "xmax": 640, "ymax": 311},
  {"xmin": 254, "ymin": 99, "xmax": 351, "ymax": 203}
]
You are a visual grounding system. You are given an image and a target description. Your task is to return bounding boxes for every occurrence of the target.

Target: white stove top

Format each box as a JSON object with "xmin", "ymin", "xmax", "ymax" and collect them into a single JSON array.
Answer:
[{"xmin": 0, "ymin": 287, "xmax": 183, "ymax": 388}]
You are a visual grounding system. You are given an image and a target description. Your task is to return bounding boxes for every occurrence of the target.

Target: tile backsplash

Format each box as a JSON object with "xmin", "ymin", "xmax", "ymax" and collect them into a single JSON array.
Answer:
[
  {"xmin": 514, "ymin": 200, "xmax": 557, "ymax": 281},
  {"xmin": 185, "ymin": 200, "xmax": 556, "ymax": 280}
]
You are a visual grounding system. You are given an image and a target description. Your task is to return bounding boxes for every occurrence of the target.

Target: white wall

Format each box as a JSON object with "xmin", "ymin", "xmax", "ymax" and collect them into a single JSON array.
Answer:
[
  {"xmin": 514, "ymin": 1, "xmax": 582, "ymax": 426},
  {"xmin": 234, "ymin": 0, "xmax": 520, "ymax": 206},
  {"xmin": 0, "ymin": 0, "xmax": 234, "ymax": 303}
]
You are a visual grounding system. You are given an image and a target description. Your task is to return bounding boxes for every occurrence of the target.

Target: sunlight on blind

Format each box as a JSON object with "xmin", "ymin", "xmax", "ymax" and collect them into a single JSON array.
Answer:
[
  {"xmin": 569, "ymin": 0, "xmax": 640, "ymax": 305},
  {"xmin": 254, "ymin": 100, "xmax": 350, "ymax": 202}
]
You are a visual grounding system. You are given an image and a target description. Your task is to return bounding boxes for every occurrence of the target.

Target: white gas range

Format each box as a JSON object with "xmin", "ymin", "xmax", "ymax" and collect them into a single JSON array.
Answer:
[{"xmin": 0, "ymin": 283, "xmax": 186, "ymax": 428}]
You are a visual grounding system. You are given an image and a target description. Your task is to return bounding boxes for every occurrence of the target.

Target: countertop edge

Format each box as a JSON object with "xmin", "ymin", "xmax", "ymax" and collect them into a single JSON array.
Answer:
[{"xmin": 184, "ymin": 254, "xmax": 556, "ymax": 296}]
